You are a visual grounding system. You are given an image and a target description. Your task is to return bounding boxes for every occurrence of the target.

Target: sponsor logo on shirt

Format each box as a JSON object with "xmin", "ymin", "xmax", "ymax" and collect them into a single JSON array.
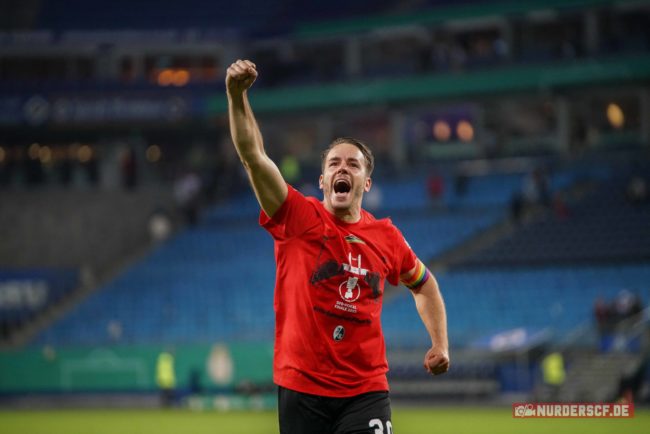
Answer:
[{"xmin": 344, "ymin": 234, "xmax": 366, "ymax": 244}]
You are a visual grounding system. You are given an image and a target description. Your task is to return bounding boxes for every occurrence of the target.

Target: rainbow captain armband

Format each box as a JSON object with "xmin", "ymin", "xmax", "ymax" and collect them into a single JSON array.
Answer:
[{"xmin": 403, "ymin": 259, "xmax": 431, "ymax": 291}]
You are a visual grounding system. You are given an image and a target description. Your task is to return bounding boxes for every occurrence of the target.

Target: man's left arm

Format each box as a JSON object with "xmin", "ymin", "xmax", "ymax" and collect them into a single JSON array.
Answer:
[{"xmin": 401, "ymin": 264, "xmax": 450, "ymax": 376}]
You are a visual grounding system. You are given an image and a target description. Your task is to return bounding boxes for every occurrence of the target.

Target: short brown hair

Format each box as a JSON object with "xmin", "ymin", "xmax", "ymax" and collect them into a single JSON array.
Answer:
[{"xmin": 321, "ymin": 137, "xmax": 374, "ymax": 176}]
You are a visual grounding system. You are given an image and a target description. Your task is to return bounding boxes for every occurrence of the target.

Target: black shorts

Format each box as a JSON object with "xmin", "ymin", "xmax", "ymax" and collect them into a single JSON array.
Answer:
[{"xmin": 278, "ymin": 386, "xmax": 393, "ymax": 434}]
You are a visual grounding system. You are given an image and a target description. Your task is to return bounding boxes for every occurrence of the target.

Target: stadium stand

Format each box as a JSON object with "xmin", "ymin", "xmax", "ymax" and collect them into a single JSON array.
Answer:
[
  {"xmin": 33, "ymin": 223, "xmax": 276, "ymax": 346},
  {"xmin": 31, "ymin": 160, "xmax": 647, "ymax": 349},
  {"xmin": 461, "ymin": 170, "xmax": 650, "ymax": 266},
  {"xmin": 0, "ymin": 188, "xmax": 173, "ymax": 268},
  {"xmin": 32, "ymin": 172, "xmax": 508, "ymax": 346},
  {"xmin": 383, "ymin": 264, "xmax": 650, "ymax": 347},
  {"xmin": 1, "ymin": 0, "xmax": 649, "ymax": 410},
  {"xmin": 0, "ymin": 188, "xmax": 175, "ymax": 344}
]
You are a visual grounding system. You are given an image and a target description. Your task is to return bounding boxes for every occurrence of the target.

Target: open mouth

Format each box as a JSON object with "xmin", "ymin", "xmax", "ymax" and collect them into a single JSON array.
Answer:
[{"xmin": 333, "ymin": 179, "xmax": 351, "ymax": 194}]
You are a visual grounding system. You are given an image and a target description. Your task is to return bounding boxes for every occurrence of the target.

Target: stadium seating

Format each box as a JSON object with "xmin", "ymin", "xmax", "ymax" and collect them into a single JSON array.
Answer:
[
  {"xmin": 382, "ymin": 264, "xmax": 650, "ymax": 347},
  {"xmin": 41, "ymin": 243, "xmax": 650, "ymax": 348},
  {"xmin": 35, "ymin": 170, "xmax": 518, "ymax": 346},
  {"xmin": 390, "ymin": 210, "xmax": 503, "ymax": 260},
  {"xmin": 35, "ymin": 224, "xmax": 277, "ymax": 346},
  {"xmin": 33, "ymin": 163, "xmax": 647, "ymax": 349},
  {"xmin": 203, "ymin": 165, "xmax": 585, "ymax": 221},
  {"xmin": 461, "ymin": 173, "xmax": 650, "ymax": 266}
]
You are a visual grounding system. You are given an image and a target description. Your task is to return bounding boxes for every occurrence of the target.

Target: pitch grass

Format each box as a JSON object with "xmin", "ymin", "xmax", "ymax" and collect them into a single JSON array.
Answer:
[{"xmin": 0, "ymin": 407, "xmax": 648, "ymax": 434}]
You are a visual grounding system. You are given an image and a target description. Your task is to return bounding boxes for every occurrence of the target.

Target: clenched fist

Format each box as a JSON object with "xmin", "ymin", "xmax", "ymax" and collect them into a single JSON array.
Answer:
[
  {"xmin": 424, "ymin": 346, "xmax": 450, "ymax": 376},
  {"xmin": 226, "ymin": 59, "xmax": 257, "ymax": 95}
]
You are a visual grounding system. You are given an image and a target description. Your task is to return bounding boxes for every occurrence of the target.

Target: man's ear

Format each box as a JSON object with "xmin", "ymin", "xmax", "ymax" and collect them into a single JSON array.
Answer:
[
  {"xmin": 318, "ymin": 174, "xmax": 324, "ymax": 190},
  {"xmin": 364, "ymin": 177, "xmax": 372, "ymax": 192}
]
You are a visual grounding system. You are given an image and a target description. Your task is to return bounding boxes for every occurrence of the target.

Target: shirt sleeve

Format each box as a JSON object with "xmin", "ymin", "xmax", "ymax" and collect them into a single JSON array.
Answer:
[
  {"xmin": 386, "ymin": 226, "xmax": 418, "ymax": 286},
  {"xmin": 259, "ymin": 184, "xmax": 319, "ymax": 240}
]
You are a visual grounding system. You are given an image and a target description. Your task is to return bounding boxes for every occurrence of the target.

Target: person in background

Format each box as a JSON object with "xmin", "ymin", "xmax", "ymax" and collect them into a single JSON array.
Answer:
[
  {"xmin": 541, "ymin": 351, "xmax": 566, "ymax": 401},
  {"xmin": 156, "ymin": 350, "xmax": 177, "ymax": 408}
]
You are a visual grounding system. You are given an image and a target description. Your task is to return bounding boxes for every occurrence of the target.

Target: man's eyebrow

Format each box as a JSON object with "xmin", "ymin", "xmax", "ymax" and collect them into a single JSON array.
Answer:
[{"xmin": 327, "ymin": 156, "xmax": 361, "ymax": 164}]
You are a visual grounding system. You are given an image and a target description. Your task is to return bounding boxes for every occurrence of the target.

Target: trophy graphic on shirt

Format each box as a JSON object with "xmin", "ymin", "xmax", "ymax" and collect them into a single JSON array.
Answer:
[
  {"xmin": 344, "ymin": 277, "xmax": 358, "ymax": 300},
  {"xmin": 338, "ymin": 252, "xmax": 364, "ymax": 303}
]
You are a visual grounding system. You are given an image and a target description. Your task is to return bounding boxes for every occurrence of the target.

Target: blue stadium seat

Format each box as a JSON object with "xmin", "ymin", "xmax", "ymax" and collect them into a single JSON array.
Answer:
[{"xmin": 382, "ymin": 264, "xmax": 650, "ymax": 347}]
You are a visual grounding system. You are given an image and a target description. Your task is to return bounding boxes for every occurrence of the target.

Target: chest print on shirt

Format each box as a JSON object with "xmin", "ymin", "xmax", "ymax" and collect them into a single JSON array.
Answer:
[
  {"xmin": 310, "ymin": 259, "xmax": 344, "ymax": 284},
  {"xmin": 340, "ymin": 276, "xmax": 360, "ymax": 302},
  {"xmin": 310, "ymin": 248, "xmax": 383, "ymax": 310},
  {"xmin": 342, "ymin": 252, "xmax": 382, "ymax": 301}
]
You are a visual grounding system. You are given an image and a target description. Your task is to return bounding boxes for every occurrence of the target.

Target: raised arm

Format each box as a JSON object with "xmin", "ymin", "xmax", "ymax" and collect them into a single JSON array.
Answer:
[
  {"xmin": 401, "ymin": 263, "xmax": 450, "ymax": 376},
  {"xmin": 226, "ymin": 59, "xmax": 287, "ymax": 217}
]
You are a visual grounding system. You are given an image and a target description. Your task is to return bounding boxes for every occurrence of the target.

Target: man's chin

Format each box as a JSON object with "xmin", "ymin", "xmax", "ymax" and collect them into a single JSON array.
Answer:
[
  {"xmin": 328, "ymin": 197, "xmax": 353, "ymax": 211},
  {"xmin": 331, "ymin": 203, "xmax": 350, "ymax": 211}
]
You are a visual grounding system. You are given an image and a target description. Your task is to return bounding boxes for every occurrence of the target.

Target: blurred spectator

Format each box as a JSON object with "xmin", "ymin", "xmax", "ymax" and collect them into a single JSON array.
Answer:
[
  {"xmin": 617, "ymin": 355, "xmax": 647, "ymax": 405},
  {"xmin": 593, "ymin": 296, "xmax": 611, "ymax": 336},
  {"xmin": 454, "ymin": 172, "xmax": 468, "ymax": 197},
  {"xmin": 121, "ymin": 147, "xmax": 138, "ymax": 190},
  {"xmin": 427, "ymin": 172, "xmax": 445, "ymax": 207},
  {"xmin": 188, "ymin": 368, "xmax": 204, "ymax": 396},
  {"xmin": 522, "ymin": 167, "xmax": 550, "ymax": 207},
  {"xmin": 614, "ymin": 289, "xmax": 636, "ymax": 324},
  {"xmin": 626, "ymin": 176, "xmax": 647, "ymax": 207},
  {"xmin": 173, "ymin": 170, "xmax": 202, "ymax": 226},
  {"xmin": 280, "ymin": 154, "xmax": 301, "ymax": 185},
  {"xmin": 595, "ymin": 291, "xmax": 645, "ymax": 343},
  {"xmin": 430, "ymin": 36, "xmax": 451, "ymax": 72},
  {"xmin": 58, "ymin": 153, "xmax": 73, "ymax": 187},
  {"xmin": 84, "ymin": 151, "xmax": 100, "ymax": 187},
  {"xmin": 0, "ymin": 158, "xmax": 8, "ymax": 188},
  {"xmin": 540, "ymin": 351, "xmax": 566, "ymax": 401},
  {"xmin": 24, "ymin": 147, "xmax": 45, "ymax": 187},
  {"xmin": 0, "ymin": 317, "xmax": 12, "ymax": 340},
  {"xmin": 148, "ymin": 209, "xmax": 173, "ymax": 242},
  {"xmin": 630, "ymin": 293, "xmax": 643, "ymax": 318},
  {"xmin": 156, "ymin": 350, "xmax": 177, "ymax": 408},
  {"xmin": 595, "ymin": 291, "xmax": 645, "ymax": 352},
  {"xmin": 107, "ymin": 320, "xmax": 123, "ymax": 342},
  {"xmin": 449, "ymin": 42, "xmax": 468, "ymax": 72},
  {"xmin": 509, "ymin": 192, "xmax": 524, "ymax": 224},
  {"xmin": 552, "ymin": 192, "xmax": 570, "ymax": 220},
  {"xmin": 493, "ymin": 37, "xmax": 509, "ymax": 60}
]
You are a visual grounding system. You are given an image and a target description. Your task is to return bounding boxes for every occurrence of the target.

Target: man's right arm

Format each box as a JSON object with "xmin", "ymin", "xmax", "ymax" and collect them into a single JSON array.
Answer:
[{"xmin": 226, "ymin": 59, "xmax": 287, "ymax": 218}]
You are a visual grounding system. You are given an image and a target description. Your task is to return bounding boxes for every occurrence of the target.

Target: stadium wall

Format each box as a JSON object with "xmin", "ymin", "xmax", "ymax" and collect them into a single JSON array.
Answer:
[{"xmin": 0, "ymin": 342, "xmax": 273, "ymax": 393}]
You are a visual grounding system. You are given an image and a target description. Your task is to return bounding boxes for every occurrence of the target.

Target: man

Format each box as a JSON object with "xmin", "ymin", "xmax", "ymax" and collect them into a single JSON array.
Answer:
[{"xmin": 227, "ymin": 59, "xmax": 449, "ymax": 434}]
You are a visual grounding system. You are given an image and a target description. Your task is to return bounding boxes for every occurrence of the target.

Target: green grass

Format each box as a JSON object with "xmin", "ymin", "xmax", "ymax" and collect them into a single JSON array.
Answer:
[{"xmin": 0, "ymin": 407, "xmax": 648, "ymax": 434}]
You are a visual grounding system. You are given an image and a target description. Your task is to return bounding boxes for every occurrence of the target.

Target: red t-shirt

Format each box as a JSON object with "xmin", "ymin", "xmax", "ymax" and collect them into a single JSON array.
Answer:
[{"xmin": 260, "ymin": 185, "xmax": 417, "ymax": 397}]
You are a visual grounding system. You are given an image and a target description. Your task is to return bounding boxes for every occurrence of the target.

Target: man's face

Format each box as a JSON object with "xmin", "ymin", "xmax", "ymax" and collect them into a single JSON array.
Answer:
[{"xmin": 319, "ymin": 142, "xmax": 372, "ymax": 212}]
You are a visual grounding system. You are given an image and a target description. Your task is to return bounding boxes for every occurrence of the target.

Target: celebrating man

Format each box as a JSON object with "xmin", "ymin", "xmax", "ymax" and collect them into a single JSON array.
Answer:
[{"xmin": 226, "ymin": 59, "xmax": 449, "ymax": 434}]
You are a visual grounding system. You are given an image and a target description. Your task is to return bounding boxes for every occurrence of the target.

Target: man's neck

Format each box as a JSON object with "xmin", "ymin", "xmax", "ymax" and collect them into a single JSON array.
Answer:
[{"xmin": 323, "ymin": 201, "xmax": 362, "ymax": 224}]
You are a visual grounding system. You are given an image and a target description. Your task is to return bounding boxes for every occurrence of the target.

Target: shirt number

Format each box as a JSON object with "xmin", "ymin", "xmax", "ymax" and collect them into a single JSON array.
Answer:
[{"xmin": 369, "ymin": 418, "xmax": 393, "ymax": 434}]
